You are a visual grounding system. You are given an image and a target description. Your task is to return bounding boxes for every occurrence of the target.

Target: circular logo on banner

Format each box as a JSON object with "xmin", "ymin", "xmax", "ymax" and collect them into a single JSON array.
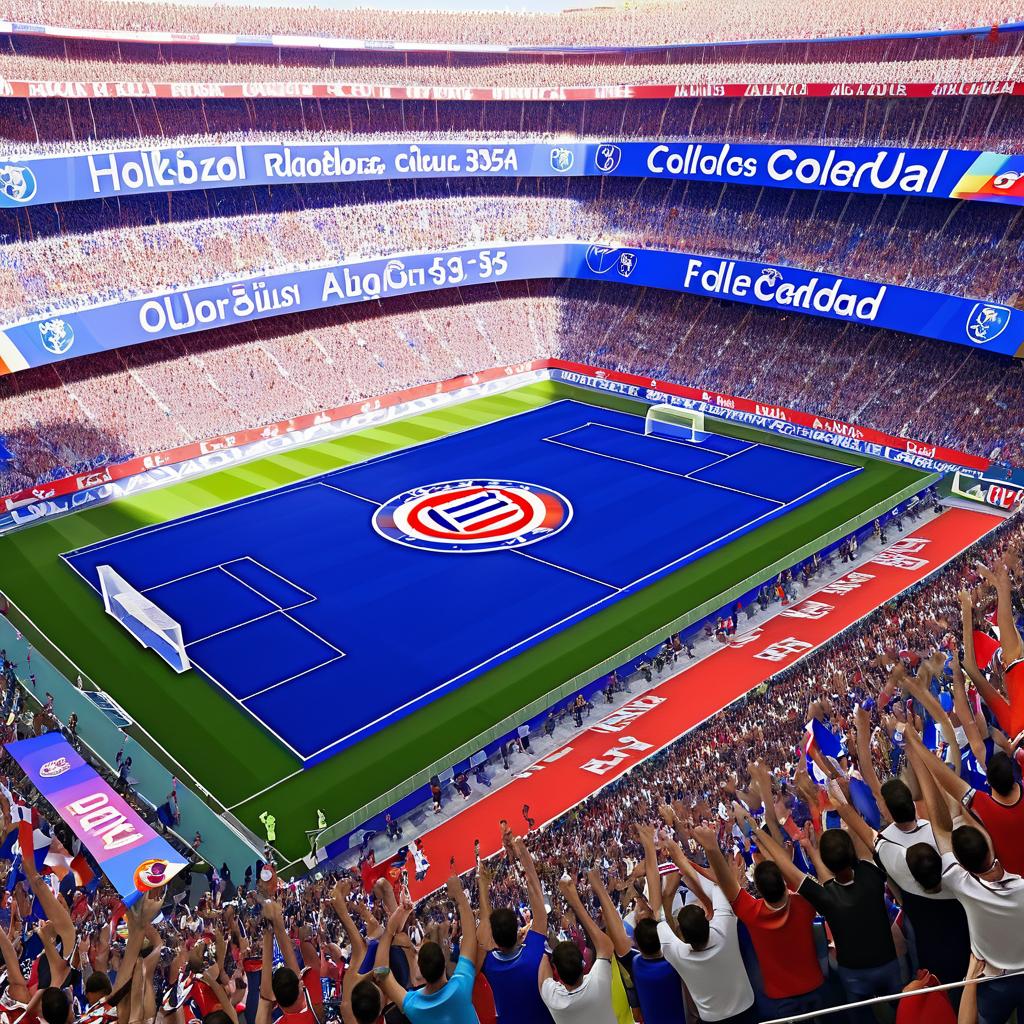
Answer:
[
  {"xmin": 133, "ymin": 858, "xmax": 173, "ymax": 892},
  {"xmin": 373, "ymin": 480, "xmax": 572, "ymax": 553}
]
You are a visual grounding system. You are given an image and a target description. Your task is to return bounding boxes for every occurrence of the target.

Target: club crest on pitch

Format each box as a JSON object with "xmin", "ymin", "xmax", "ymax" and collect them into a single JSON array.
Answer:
[{"xmin": 373, "ymin": 479, "xmax": 572, "ymax": 553}]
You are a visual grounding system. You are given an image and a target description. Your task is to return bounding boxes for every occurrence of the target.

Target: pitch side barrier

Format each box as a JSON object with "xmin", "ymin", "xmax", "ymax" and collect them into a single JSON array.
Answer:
[
  {"xmin": 3, "ymin": 140, "xmax": 1024, "ymax": 209},
  {"xmin": 1, "ymin": 242, "xmax": 1022, "ymax": 382},
  {"xmin": 0, "ymin": 356, "xmax": 1002, "ymax": 539},
  {"xmin": 1, "ymin": 17, "xmax": 1021, "ymax": 55}
]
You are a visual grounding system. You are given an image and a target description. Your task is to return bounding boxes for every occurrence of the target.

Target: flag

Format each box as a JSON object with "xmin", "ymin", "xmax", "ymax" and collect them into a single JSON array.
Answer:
[
  {"xmin": 360, "ymin": 847, "xmax": 409, "ymax": 895},
  {"xmin": 18, "ymin": 815, "xmax": 52, "ymax": 875},
  {"xmin": 804, "ymin": 719, "xmax": 844, "ymax": 782},
  {"xmin": 973, "ymin": 630, "xmax": 1002, "ymax": 670},
  {"xmin": 5, "ymin": 805, "xmax": 49, "ymax": 892},
  {"xmin": 848, "ymin": 775, "xmax": 882, "ymax": 830}
]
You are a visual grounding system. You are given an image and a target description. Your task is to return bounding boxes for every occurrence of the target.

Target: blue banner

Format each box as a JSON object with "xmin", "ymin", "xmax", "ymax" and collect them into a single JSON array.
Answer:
[
  {"xmin": 0, "ymin": 243, "xmax": 1020, "ymax": 375},
  {"xmin": 1, "ymin": 140, "xmax": 1023, "ymax": 207},
  {"xmin": 5, "ymin": 733, "xmax": 188, "ymax": 906}
]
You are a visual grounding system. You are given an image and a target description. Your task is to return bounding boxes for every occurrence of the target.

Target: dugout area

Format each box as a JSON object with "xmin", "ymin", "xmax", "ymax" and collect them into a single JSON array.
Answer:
[{"xmin": 0, "ymin": 379, "xmax": 928, "ymax": 864}]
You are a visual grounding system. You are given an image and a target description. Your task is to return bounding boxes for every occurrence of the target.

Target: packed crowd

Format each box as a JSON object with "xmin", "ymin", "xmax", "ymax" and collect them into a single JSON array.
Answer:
[
  {"xmin": 557, "ymin": 281, "xmax": 1024, "ymax": 467},
  {"xmin": 2, "ymin": 51, "xmax": 1022, "ymax": 91},
  {"xmin": 0, "ymin": 283, "xmax": 560, "ymax": 493},
  {"xmin": 2, "ymin": 272, "xmax": 1023, "ymax": 496},
  {"xmin": 3, "ymin": 93, "xmax": 1024, "ymax": 158},
  {"xmin": 3, "ymin": 0, "xmax": 1012, "ymax": 47},
  {"xmin": 3, "ymin": 178, "xmax": 1022, "ymax": 322},
  {"xmin": 0, "ymin": 499, "xmax": 1020, "ymax": 1024}
]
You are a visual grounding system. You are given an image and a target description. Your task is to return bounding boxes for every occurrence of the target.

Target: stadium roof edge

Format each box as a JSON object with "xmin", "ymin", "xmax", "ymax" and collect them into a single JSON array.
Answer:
[{"xmin": 0, "ymin": 18, "xmax": 1022, "ymax": 57}]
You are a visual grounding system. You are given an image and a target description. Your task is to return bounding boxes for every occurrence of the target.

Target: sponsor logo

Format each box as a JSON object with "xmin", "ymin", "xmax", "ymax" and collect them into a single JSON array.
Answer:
[
  {"xmin": 585, "ymin": 245, "xmax": 625, "ymax": 274},
  {"xmin": 594, "ymin": 144, "xmax": 622, "ymax": 173},
  {"xmin": 549, "ymin": 147, "xmax": 574, "ymax": 173},
  {"xmin": 580, "ymin": 735, "xmax": 653, "ymax": 776},
  {"xmin": 373, "ymin": 479, "xmax": 571, "ymax": 553},
  {"xmin": 133, "ymin": 858, "xmax": 174, "ymax": 892},
  {"xmin": 75, "ymin": 468, "xmax": 112, "ymax": 490},
  {"xmin": 0, "ymin": 164, "xmax": 37, "ymax": 203},
  {"xmin": 40, "ymin": 757, "xmax": 71, "ymax": 778},
  {"xmin": 617, "ymin": 251, "xmax": 637, "ymax": 278},
  {"xmin": 38, "ymin": 317, "xmax": 74, "ymax": 355},
  {"xmin": 965, "ymin": 302, "xmax": 1012, "ymax": 344},
  {"xmin": 754, "ymin": 637, "xmax": 814, "ymax": 662},
  {"xmin": 993, "ymin": 169, "xmax": 1023, "ymax": 190}
]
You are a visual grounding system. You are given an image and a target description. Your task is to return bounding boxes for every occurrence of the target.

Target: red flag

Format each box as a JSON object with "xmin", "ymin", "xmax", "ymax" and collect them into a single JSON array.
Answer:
[
  {"xmin": 973, "ymin": 630, "xmax": 1002, "ymax": 670},
  {"xmin": 360, "ymin": 848, "xmax": 409, "ymax": 895}
]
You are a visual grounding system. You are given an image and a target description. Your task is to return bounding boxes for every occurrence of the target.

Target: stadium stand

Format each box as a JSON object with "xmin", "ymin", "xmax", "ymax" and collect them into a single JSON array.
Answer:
[
  {"xmin": 4, "ymin": 95, "xmax": 1024, "ymax": 155},
  {"xmin": 2, "ymin": 0, "xmax": 1015, "ymax": 46},
  {"xmin": 1, "ymin": 5, "xmax": 1023, "ymax": 1023},
  {"xmin": 4, "ymin": 178, "xmax": 1022, "ymax": 318}
]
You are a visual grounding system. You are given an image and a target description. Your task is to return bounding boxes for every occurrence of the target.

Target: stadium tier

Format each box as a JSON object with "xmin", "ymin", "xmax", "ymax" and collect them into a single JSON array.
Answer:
[
  {"xmin": 2, "ymin": 0, "xmax": 1016, "ymax": 47},
  {"xmin": 0, "ymin": 6, "xmax": 1023, "ymax": 1024}
]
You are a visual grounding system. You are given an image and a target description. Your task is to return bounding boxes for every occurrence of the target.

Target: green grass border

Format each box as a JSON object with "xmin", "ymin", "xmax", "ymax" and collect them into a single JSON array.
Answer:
[{"xmin": 0, "ymin": 379, "xmax": 927, "ymax": 861}]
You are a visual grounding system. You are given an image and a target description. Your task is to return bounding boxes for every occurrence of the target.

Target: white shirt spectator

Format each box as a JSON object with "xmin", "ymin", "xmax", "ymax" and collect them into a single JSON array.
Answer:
[
  {"xmin": 540, "ymin": 957, "xmax": 617, "ymax": 1024},
  {"xmin": 656, "ymin": 875, "xmax": 755, "ymax": 1022},
  {"xmin": 940, "ymin": 853, "xmax": 1024, "ymax": 973},
  {"xmin": 875, "ymin": 820, "xmax": 946, "ymax": 896}
]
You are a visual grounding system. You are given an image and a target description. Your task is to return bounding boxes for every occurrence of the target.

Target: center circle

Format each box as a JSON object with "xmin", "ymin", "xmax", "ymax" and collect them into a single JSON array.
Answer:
[{"xmin": 372, "ymin": 479, "xmax": 572, "ymax": 553}]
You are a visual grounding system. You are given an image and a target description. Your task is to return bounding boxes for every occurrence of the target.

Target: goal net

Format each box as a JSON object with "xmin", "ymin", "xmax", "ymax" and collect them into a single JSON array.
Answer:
[
  {"xmin": 644, "ymin": 404, "xmax": 706, "ymax": 443},
  {"xmin": 97, "ymin": 565, "xmax": 190, "ymax": 673}
]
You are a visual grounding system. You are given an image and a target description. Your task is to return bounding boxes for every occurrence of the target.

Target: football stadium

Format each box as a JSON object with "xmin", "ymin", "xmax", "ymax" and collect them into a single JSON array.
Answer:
[{"xmin": 1, "ymin": 2, "xmax": 1024, "ymax": 1022}]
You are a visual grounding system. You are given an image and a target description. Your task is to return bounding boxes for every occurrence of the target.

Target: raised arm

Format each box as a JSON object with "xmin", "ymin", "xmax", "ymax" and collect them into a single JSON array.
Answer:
[
  {"xmin": 904, "ymin": 658, "xmax": 961, "ymax": 774},
  {"xmin": 201, "ymin": 966, "xmax": 239, "ymax": 1024},
  {"xmin": 0, "ymin": 916, "xmax": 29, "ymax": 1004},
  {"xmin": 372, "ymin": 901, "xmax": 411, "ymax": 1010},
  {"xmin": 692, "ymin": 826, "xmax": 740, "ymax": 904},
  {"xmin": 905, "ymin": 731, "xmax": 953, "ymax": 854},
  {"xmin": 514, "ymin": 837, "xmax": 548, "ymax": 936},
  {"xmin": 977, "ymin": 562, "xmax": 1023, "ymax": 666},
  {"xmin": 263, "ymin": 900, "xmax": 301, "ymax": 976},
  {"xmin": 903, "ymin": 722, "xmax": 970, "ymax": 804},
  {"xmin": 635, "ymin": 823, "xmax": 665, "ymax": 922},
  {"xmin": 749, "ymin": 762, "xmax": 787, "ymax": 845},
  {"xmin": 328, "ymin": 880, "xmax": 366, "ymax": 970},
  {"xmin": 22, "ymin": 840, "xmax": 75, "ymax": 953},
  {"xmin": 732, "ymin": 802, "xmax": 808, "ymax": 892},
  {"xmin": 259, "ymin": 924, "xmax": 276, "ymax": 1007},
  {"xmin": 586, "ymin": 868, "xmax": 632, "ymax": 958},
  {"xmin": 37, "ymin": 921, "xmax": 68, "ymax": 988},
  {"xmin": 959, "ymin": 591, "xmax": 1011, "ymax": 723},
  {"xmin": 447, "ymin": 875, "xmax": 477, "ymax": 964},
  {"xmin": 951, "ymin": 652, "xmax": 990, "ymax": 768},
  {"xmin": 557, "ymin": 876, "xmax": 613, "ymax": 961},
  {"xmin": 826, "ymin": 780, "xmax": 876, "ymax": 858},
  {"xmin": 475, "ymin": 860, "xmax": 494, "ymax": 972},
  {"xmin": 851, "ymin": 705, "xmax": 887, "ymax": 819},
  {"xmin": 113, "ymin": 890, "xmax": 163, "ymax": 998}
]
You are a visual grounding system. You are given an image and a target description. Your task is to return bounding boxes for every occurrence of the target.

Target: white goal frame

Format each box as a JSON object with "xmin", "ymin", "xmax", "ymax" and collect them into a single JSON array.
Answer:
[
  {"xmin": 97, "ymin": 565, "xmax": 190, "ymax": 673},
  {"xmin": 644, "ymin": 404, "xmax": 706, "ymax": 442}
]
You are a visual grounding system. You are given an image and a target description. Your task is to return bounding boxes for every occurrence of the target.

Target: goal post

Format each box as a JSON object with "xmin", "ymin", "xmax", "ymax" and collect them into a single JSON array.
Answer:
[
  {"xmin": 97, "ymin": 565, "xmax": 190, "ymax": 673},
  {"xmin": 644, "ymin": 404, "xmax": 706, "ymax": 443}
]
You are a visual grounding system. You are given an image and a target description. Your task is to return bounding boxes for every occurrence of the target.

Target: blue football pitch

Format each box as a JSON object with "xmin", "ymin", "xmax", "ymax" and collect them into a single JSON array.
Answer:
[{"xmin": 62, "ymin": 401, "xmax": 859, "ymax": 764}]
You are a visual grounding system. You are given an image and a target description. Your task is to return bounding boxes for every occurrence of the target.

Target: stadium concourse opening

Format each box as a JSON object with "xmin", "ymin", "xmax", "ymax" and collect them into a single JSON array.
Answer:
[{"xmin": 61, "ymin": 399, "xmax": 858, "ymax": 765}]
